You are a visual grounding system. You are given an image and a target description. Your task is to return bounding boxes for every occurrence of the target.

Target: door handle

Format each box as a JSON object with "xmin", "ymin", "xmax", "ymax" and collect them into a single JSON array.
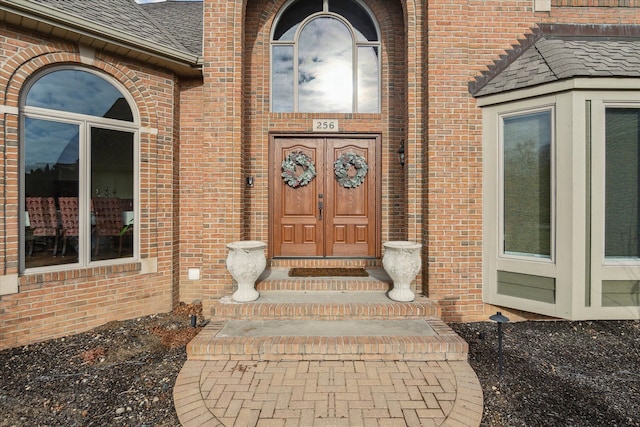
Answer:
[{"xmin": 318, "ymin": 201, "xmax": 323, "ymax": 220}]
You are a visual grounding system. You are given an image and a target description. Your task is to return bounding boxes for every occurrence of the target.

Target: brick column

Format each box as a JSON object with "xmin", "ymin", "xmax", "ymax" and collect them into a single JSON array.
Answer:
[{"xmin": 196, "ymin": 0, "xmax": 244, "ymax": 311}]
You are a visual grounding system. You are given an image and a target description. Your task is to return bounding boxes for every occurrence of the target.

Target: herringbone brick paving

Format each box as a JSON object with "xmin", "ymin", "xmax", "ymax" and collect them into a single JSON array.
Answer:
[{"xmin": 174, "ymin": 359, "xmax": 482, "ymax": 426}]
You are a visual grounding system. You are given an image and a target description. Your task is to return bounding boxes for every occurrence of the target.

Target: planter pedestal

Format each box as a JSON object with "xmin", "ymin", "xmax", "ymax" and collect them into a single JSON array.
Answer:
[
  {"xmin": 226, "ymin": 240, "xmax": 266, "ymax": 302},
  {"xmin": 382, "ymin": 241, "xmax": 422, "ymax": 302}
]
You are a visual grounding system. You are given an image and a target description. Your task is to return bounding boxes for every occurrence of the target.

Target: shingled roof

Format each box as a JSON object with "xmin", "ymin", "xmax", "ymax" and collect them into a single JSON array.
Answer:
[
  {"xmin": 1, "ymin": 0, "xmax": 203, "ymax": 74},
  {"xmin": 139, "ymin": 1, "xmax": 203, "ymax": 56},
  {"xmin": 29, "ymin": 0, "xmax": 203, "ymax": 56},
  {"xmin": 469, "ymin": 24, "xmax": 640, "ymax": 97}
]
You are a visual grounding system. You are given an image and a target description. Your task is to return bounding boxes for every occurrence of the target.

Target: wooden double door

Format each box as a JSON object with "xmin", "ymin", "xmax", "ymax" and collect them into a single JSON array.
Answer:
[{"xmin": 271, "ymin": 135, "xmax": 380, "ymax": 258}]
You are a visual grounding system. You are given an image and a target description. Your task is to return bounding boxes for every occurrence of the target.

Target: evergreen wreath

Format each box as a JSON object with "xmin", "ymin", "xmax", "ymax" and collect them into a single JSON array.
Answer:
[
  {"xmin": 281, "ymin": 151, "xmax": 317, "ymax": 188},
  {"xmin": 334, "ymin": 152, "xmax": 368, "ymax": 188}
]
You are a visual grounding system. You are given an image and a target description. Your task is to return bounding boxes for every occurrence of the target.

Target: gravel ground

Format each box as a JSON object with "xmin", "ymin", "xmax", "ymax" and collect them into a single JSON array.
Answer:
[
  {"xmin": 451, "ymin": 319, "xmax": 640, "ymax": 427},
  {"xmin": 1, "ymin": 308, "xmax": 638, "ymax": 426}
]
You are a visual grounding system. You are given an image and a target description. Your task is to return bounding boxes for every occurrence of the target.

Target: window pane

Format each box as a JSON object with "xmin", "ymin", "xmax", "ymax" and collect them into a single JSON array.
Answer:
[
  {"xmin": 91, "ymin": 128, "xmax": 134, "ymax": 261},
  {"xmin": 605, "ymin": 108, "xmax": 640, "ymax": 258},
  {"xmin": 24, "ymin": 118, "xmax": 79, "ymax": 267},
  {"xmin": 329, "ymin": 0, "xmax": 378, "ymax": 41},
  {"xmin": 298, "ymin": 17, "xmax": 353, "ymax": 113},
  {"xmin": 503, "ymin": 111, "xmax": 552, "ymax": 258},
  {"xmin": 272, "ymin": 45, "xmax": 294, "ymax": 112},
  {"xmin": 26, "ymin": 70, "xmax": 133, "ymax": 121},
  {"xmin": 273, "ymin": 0, "xmax": 323, "ymax": 41},
  {"xmin": 357, "ymin": 46, "xmax": 379, "ymax": 113}
]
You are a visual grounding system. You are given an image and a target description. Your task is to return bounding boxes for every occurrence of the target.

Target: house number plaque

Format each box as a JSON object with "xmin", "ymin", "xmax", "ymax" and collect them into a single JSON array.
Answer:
[{"xmin": 312, "ymin": 119, "xmax": 339, "ymax": 132}]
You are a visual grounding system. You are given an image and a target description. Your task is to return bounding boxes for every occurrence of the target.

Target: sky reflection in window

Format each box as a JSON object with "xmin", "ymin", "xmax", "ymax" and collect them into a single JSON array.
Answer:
[
  {"xmin": 271, "ymin": 0, "xmax": 380, "ymax": 113},
  {"xmin": 273, "ymin": 45, "xmax": 295, "ymax": 112},
  {"xmin": 25, "ymin": 70, "xmax": 133, "ymax": 121},
  {"xmin": 358, "ymin": 46, "xmax": 379, "ymax": 113},
  {"xmin": 298, "ymin": 18, "xmax": 352, "ymax": 113},
  {"xmin": 24, "ymin": 117, "xmax": 79, "ymax": 175}
]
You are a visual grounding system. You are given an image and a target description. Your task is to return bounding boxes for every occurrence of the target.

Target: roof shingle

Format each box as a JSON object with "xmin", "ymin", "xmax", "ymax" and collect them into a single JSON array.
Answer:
[
  {"xmin": 140, "ymin": 1, "xmax": 203, "ymax": 56},
  {"xmin": 25, "ymin": 0, "xmax": 203, "ymax": 57},
  {"xmin": 470, "ymin": 24, "xmax": 640, "ymax": 97}
]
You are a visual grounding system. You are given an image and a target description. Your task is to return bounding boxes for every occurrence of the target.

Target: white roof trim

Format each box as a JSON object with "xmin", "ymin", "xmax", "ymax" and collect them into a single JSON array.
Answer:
[{"xmin": 476, "ymin": 77, "xmax": 640, "ymax": 107}]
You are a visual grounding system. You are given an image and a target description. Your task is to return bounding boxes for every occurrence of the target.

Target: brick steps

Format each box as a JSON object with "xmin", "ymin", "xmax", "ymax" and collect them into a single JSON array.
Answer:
[
  {"xmin": 268, "ymin": 259, "xmax": 381, "ymax": 268},
  {"xmin": 256, "ymin": 266, "xmax": 391, "ymax": 291},
  {"xmin": 211, "ymin": 293, "xmax": 440, "ymax": 320},
  {"xmin": 187, "ymin": 319, "xmax": 468, "ymax": 361},
  {"xmin": 188, "ymin": 268, "xmax": 467, "ymax": 362},
  {"xmin": 256, "ymin": 278, "xmax": 389, "ymax": 291}
]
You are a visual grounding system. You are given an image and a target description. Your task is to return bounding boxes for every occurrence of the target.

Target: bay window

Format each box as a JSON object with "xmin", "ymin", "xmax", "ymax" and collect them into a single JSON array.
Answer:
[{"xmin": 483, "ymin": 90, "xmax": 640, "ymax": 319}]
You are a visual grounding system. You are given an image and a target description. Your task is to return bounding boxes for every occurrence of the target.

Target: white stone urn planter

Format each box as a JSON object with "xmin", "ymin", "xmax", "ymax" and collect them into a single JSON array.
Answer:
[
  {"xmin": 226, "ymin": 240, "xmax": 266, "ymax": 302},
  {"xmin": 382, "ymin": 241, "xmax": 422, "ymax": 302}
]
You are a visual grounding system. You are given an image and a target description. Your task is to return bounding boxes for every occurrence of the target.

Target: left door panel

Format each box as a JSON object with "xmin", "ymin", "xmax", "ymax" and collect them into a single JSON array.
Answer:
[{"xmin": 272, "ymin": 138, "xmax": 324, "ymax": 256}]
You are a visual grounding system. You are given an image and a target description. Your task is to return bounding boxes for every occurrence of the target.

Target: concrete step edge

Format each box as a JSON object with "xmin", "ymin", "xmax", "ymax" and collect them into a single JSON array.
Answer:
[
  {"xmin": 187, "ymin": 319, "xmax": 466, "ymax": 362},
  {"xmin": 211, "ymin": 303, "xmax": 441, "ymax": 319}
]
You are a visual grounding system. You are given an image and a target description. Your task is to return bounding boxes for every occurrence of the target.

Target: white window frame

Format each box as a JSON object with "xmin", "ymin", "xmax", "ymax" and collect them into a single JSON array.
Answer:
[
  {"xmin": 19, "ymin": 66, "xmax": 140, "ymax": 274},
  {"xmin": 593, "ymin": 100, "xmax": 640, "ymax": 267},
  {"xmin": 483, "ymin": 94, "xmax": 564, "ymax": 319},
  {"xmin": 498, "ymin": 105, "xmax": 556, "ymax": 263}
]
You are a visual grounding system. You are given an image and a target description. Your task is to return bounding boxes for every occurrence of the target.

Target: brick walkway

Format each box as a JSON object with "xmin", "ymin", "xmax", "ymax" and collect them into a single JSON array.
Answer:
[
  {"xmin": 174, "ymin": 359, "xmax": 483, "ymax": 426},
  {"xmin": 174, "ymin": 270, "xmax": 483, "ymax": 426}
]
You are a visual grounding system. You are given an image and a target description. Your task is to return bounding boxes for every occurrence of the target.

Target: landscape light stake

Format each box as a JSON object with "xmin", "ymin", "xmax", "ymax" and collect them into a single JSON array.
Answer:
[{"xmin": 489, "ymin": 311, "xmax": 510, "ymax": 378}]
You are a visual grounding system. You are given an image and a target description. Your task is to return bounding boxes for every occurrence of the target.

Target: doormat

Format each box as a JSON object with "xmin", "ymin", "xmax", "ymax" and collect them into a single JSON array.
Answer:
[{"xmin": 288, "ymin": 268, "xmax": 369, "ymax": 277}]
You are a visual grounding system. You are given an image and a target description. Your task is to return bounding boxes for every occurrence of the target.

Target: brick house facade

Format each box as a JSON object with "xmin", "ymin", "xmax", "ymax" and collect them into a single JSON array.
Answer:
[{"xmin": 1, "ymin": 0, "xmax": 640, "ymax": 350}]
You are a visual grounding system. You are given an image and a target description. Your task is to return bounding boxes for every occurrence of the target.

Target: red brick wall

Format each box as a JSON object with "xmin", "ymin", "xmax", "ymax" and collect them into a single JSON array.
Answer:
[
  {"xmin": 176, "ymin": 79, "xmax": 205, "ymax": 305},
  {"xmin": 553, "ymin": 0, "xmax": 640, "ymax": 5},
  {"xmin": 178, "ymin": 0, "xmax": 414, "ymax": 318},
  {"xmin": 0, "ymin": 26, "xmax": 177, "ymax": 349},
  {"xmin": 177, "ymin": 0, "xmax": 245, "ymax": 313}
]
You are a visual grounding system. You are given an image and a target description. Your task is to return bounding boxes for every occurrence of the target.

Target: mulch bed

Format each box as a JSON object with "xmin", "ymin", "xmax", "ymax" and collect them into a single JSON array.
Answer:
[
  {"xmin": 0, "ymin": 302, "xmax": 203, "ymax": 427},
  {"xmin": 451, "ymin": 320, "xmax": 640, "ymax": 426}
]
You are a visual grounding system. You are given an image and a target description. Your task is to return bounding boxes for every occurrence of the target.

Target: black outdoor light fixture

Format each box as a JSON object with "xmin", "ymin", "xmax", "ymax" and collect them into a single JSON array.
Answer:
[
  {"xmin": 398, "ymin": 139, "xmax": 405, "ymax": 167},
  {"xmin": 489, "ymin": 311, "xmax": 510, "ymax": 378},
  {"xmin": 246, "ymin": 176, "xmax": 254, "ymax": 188}
]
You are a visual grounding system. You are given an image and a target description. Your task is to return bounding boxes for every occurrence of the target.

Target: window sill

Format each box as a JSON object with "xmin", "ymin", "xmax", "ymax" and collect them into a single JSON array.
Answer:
[{"xmin": 18, "ymin": 259, "xmax": 154, "ymax": 290}]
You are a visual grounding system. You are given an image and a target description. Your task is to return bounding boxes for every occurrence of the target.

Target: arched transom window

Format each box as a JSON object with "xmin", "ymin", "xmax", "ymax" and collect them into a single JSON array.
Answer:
[
  {"xmin": 271, "ymin": 0, "xmax": 380, "ymax": 113},
  {"xmin": 21, "ymin": 68, "xmax": 138, "ymax": 271}
]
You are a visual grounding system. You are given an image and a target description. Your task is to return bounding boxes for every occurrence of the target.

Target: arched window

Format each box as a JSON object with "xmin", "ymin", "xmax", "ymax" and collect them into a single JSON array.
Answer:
[
  {"xmin": 21, "ymin": 68, "xmax": 138, "ymax": 271},
  {"xmin": 271, "ymin": 0, "xmax": 380, "ymax": 113}
]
